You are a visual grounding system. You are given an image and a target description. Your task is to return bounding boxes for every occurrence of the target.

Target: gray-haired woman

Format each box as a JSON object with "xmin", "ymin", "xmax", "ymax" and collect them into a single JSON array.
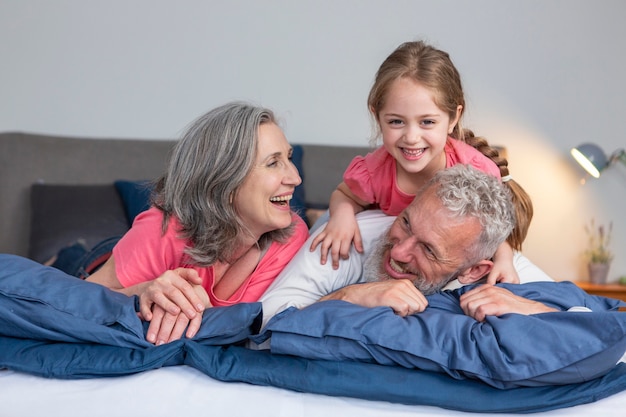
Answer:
[{"xmin": 87, "ymin": 102, "xmax": 308, "ymax": 345}]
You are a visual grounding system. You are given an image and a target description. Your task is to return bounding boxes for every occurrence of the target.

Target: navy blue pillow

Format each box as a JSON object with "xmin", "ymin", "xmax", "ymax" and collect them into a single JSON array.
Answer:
[
  {"xmin": 262, "ymin": 282, "xmax": 626, "ymax": 388},
  {"xmin": 290, "ymin": 145, "xmax": 308, "ymax": 224},
  {"xmin": 114, "ymin": 180, "xmax": 153, "ymax": 225}
]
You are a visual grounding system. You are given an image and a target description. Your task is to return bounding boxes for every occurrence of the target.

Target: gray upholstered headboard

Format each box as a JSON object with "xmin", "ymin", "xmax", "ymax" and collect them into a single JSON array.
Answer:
[
  {"xmin": 0, "ymin": 132, "xmax": 370, "ymax": 259},
  {"xmin": 0, "ymin": 132, "xmax": 175, "ymax": 258}
]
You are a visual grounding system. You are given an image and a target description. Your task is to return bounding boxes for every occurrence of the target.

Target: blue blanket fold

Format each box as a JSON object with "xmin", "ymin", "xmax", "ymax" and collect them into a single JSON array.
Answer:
[
  {"xmin": 183, "ymin": 344, "xmax": 626, "ymax": 414},
  {"xmin": 0, "ymin": 336, "xmax": 185, "ymax": 378},
  {"xmin": 0, "ymin": 254, "xmax": 149, "ymax": 347},
  {"xmin": 262, "ymin": 282, "xmax": 626, "ymax": 388},
  {"xmin": 0, "ymin": 254, "xmax": 263, "ymax": 347}
]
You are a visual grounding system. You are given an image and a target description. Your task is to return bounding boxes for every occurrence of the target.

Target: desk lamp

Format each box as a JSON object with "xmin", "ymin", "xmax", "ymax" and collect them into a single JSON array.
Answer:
[{"xmin": 570, "ymin": 143, "xmax": 626, "ymax": 178}]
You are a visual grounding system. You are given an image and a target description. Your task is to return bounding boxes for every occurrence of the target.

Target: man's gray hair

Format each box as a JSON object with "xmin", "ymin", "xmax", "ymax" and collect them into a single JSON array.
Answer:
[{"xmin": 429, "ymin": 165, "xmax": 515, "ymax": 263}]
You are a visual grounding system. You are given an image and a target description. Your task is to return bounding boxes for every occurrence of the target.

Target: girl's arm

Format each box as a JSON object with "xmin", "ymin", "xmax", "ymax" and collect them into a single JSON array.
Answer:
[{"xmin": 309, "ymin": 182, "xmax": 370, "ymax": 269}]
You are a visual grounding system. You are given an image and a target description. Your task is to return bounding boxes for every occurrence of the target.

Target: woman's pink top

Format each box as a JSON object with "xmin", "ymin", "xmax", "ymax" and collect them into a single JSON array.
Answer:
[
  {"xmin": 344, "ymin": 138, "xmax": 501, "ymax": 216},
  {"xmin": 112, "ymin": 207, "xmax": 309, "ymax": 306}
]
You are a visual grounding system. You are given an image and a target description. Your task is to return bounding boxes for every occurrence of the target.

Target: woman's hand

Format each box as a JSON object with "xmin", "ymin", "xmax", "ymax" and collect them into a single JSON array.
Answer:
[
  {"xmin": 137, "ymin": 268, "xmax": 210, "ymax": 343},
  {"xmin": 145, "ymin": 283, "xmax": 211, "ymax": 345}
]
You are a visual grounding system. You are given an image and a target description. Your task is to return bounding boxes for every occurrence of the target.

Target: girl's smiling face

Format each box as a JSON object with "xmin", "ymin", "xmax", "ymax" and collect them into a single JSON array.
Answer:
[
  {"xmin": 233, "ymin": 122, "xmax": 301, "ymax": 240},
  {"xmin": 376, "ymin": 77, "xmax": 462, "ymax": 186}
]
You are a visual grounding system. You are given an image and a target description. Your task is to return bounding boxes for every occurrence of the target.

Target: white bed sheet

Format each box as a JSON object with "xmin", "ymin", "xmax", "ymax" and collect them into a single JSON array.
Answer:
[{"xmin": 1, "ymin": 366, "xmax": 625, "ymax": 417}]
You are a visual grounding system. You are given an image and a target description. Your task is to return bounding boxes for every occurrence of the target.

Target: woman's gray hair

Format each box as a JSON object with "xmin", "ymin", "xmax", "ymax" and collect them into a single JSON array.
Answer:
[
  {"xmin": 428, "ymin": 165, "xmax": 515, "ymax": 264},
  {"xmin": 153, "ymin": 101, "xmax": 294, "ymax": 266}
]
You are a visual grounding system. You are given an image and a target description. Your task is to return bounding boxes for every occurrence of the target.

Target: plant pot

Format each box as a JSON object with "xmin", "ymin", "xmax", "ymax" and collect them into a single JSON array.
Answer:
[{"xmin": 588, "ymin": 262, "xmax": 611, "ymax": 284}]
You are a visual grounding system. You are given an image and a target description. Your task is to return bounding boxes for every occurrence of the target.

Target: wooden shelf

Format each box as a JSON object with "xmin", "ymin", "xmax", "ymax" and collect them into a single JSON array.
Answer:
[{"xmin": 573, "ymin": 281, "xmax": 626, "ymax": 304}]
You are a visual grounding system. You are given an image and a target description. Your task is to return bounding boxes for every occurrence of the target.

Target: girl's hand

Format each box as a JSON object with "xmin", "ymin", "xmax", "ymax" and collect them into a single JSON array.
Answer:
[
  {"xmin": 486, "ymin": 242, "xmax": 520, "ymax": 285},
  {"xmin": 310, "ymin": 210, "xmax": 363, "ymax": 269}
]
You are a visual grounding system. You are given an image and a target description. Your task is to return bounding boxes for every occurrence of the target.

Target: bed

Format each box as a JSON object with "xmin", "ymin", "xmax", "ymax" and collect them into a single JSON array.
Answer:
[{"xmin": 1, "ymin": 132, "xmax": 626, "ymax": 416}]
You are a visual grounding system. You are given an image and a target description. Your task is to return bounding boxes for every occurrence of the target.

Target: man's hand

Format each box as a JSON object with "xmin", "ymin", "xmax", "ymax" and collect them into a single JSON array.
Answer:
[
  {"xmin": 460, "ymin": 284, "xmax": 557, "ymax": 322},
  {"xmin": 321, "ymin": 279, "xmax": 428, "ymax": 316}
]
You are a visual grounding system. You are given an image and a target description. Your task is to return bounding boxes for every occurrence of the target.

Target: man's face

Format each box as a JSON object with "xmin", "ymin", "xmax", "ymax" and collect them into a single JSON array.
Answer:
[{"xmin": 363, "ymin": 186, "xmax": 482, "ymax": 295}]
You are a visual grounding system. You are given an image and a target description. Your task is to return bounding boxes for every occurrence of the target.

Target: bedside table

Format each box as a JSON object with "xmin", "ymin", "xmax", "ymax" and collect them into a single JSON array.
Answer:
[{"xmin": 573, "ymin": 281, "xmax": 626, "ymax": 304}]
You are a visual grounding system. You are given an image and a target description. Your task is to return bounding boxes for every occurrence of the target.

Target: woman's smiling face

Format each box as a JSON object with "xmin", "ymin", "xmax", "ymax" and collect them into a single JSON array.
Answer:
[{"xmin": 233, "ymin": 122, "xmax": 302, "ymax": 240}]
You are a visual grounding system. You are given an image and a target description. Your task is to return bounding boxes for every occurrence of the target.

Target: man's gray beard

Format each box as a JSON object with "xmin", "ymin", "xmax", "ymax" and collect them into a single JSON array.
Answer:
[{"xmin": 362, "ymin": 236, "xmax": 456, "ymax": 296}]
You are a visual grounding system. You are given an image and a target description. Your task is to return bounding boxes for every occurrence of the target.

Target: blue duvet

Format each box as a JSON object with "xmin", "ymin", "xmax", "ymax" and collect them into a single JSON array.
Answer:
[{"xmin": 1, "ymin": 254, "xmax": 625, "ymax": 413}]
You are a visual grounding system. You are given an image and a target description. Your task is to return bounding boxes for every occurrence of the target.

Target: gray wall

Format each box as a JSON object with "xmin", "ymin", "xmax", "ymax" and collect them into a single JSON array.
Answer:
[{"xmin": 1, "ymin": 0, "xmax": 624, "ymax": 282}]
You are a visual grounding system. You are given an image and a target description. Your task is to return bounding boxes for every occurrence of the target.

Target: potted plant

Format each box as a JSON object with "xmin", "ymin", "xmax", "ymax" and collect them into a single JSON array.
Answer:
[{"xmin": 584, "ymin": 219, "xmax": 613, "ymax": 284}]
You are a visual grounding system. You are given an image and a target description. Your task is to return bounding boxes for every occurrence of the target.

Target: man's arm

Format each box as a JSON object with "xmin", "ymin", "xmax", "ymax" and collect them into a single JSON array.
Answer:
[
  {"xmin": 320, "ymin": 279, "xmax": 429, "ymax": 316},
  {"xmin": 459, "ymin": 285, "xmax": 558, "ymax": 322},
  {"xmin": 457, "ymin": 255, "xmax": 559, "ymax": 321},
  {"xmin": 320, "ymin": 251, "xmax": 560, "ymax": 320},
  {"xmin": 259, "ymin": 210, "xmax": 394, "ymax": 327}
]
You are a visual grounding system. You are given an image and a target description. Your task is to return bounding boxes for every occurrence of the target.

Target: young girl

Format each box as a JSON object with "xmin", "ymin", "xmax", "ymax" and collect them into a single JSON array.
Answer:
[{"xmin": 311, "ymin": 40, "xmax": 533, "ymax": 284}]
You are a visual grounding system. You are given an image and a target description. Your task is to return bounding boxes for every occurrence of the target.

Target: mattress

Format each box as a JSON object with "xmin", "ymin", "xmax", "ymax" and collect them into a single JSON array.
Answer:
[{"xmin": 1, "ymin": 366, "xmax": 625, "ymax": 417}]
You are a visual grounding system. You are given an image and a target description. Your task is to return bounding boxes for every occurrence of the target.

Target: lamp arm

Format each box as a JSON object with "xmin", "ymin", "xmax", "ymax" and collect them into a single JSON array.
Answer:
[{"xmin": 610, "ymin": 149, "xmax": 626, "ymax": 167}]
